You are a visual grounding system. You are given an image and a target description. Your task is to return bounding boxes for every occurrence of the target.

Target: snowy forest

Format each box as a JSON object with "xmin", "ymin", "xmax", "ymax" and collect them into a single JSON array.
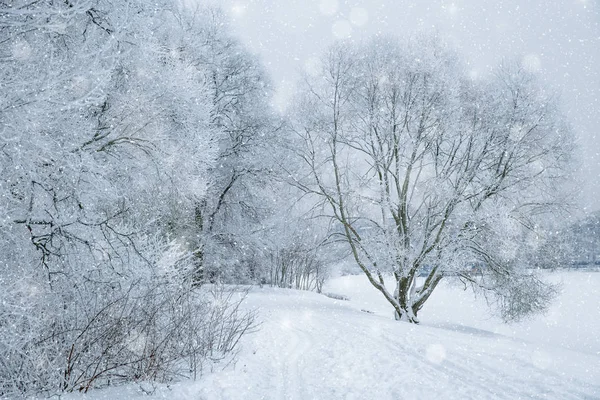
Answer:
[{"xmin": 1, "ymin": 1, "xmax": 599, "ymax": 398}]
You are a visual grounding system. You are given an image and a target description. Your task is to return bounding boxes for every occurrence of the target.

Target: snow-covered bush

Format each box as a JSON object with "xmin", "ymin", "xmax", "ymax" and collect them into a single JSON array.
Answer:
[{"xmin": 0, "ymin": 242, "xmax": 255, "ymax": 395}]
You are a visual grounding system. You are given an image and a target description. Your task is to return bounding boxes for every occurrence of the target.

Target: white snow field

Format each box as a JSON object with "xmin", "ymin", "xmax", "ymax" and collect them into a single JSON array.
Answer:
[{"xmin": 65, "ymin": 271, "xmax": 599, "ymax": 400}]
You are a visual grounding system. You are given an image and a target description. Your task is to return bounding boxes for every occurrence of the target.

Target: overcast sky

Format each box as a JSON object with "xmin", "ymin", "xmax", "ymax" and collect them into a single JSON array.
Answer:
[{"xmin": 217, "ymin": 0, "xmax": 600, "ymax": 214}]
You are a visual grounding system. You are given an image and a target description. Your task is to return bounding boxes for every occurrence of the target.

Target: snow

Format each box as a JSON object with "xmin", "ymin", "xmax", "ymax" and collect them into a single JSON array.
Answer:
[
  {"xmin": 61, "ymin": 271, "xmax": 599, "ymax": 399},
  {"xmin": 325, "ymin": 271, "xmax": 600, "ymax": 355}
]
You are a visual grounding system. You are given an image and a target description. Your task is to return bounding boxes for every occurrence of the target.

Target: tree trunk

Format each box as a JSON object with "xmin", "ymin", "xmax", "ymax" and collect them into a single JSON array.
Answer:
[
  {"xmin": 393, "ymin": 279, "xmax": 419, "ymax": 323},
  {"xmin": 192, "ymin": 248, "xmax": 205, "ymax": 286}
]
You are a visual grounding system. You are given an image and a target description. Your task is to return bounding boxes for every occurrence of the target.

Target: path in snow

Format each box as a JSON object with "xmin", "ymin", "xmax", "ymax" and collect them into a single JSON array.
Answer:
[{"xmin": 193, "ymin": 282, "xmax": 600, "ymax": 400}]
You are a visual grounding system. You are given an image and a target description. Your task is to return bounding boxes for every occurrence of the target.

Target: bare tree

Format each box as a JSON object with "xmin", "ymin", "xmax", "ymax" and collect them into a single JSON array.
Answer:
[{"xmin": 290, "ymin": 36, "xmax": 573, "ymax": 323}]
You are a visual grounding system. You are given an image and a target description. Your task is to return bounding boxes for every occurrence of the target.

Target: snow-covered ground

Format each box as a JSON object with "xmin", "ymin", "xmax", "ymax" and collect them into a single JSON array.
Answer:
[
  {"xmin": 326, "ymin": 270, "xmax": 600, "ymax": 356},
  {"xmin": 64, "ymin": 271, "xmax": 599, "ymax": 399}
]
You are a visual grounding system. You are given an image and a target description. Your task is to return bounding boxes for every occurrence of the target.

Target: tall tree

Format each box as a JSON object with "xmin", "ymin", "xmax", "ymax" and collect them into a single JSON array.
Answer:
[
  {"xmin": 290, "ymin": 36, "xmax": 573, "ymax": 323},
  {"xmin": 185, "ymin": 9, "xmax": 278, "ymax": 283}
]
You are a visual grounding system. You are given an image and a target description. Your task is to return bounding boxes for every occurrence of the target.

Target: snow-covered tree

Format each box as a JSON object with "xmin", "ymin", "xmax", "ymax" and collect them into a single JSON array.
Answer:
[
  {"xmin": 128, "ymin": 6, "xmax": 282, "ymax": 284},
  {"xmin": 290, "ymin": 36, "xmax": 573, "ymax": 323},
  {"xmin": 0, "ymin": 1, "xmax": 255, "ymax": 396}
]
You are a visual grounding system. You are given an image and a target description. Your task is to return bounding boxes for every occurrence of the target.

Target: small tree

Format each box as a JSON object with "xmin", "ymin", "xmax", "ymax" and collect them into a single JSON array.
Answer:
[{"xmin": 290, "ymin": 36, "xmax": 573, "ymax": 323}]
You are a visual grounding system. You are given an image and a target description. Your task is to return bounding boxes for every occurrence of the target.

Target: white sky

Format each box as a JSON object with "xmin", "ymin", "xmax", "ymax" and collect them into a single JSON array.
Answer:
[{"xmin": 218, "ymin": 0, "xmax": 600, "ymax": 213}]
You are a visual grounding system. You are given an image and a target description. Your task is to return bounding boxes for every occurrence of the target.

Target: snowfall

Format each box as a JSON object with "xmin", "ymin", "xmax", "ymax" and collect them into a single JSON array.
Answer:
[{"xmin": 61, "ymin": 270, "xmax": 599, "ymax": 400}]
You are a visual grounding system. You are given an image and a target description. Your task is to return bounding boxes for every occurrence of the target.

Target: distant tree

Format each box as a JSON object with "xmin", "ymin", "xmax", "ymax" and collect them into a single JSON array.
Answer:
[
  {"xmin": 263, "ymin": 204, "xmax": 332, "ymax": 293},
  {"xmin": 535, "ymin": 212, "xmax": 600, "ymax": 267},
  {"xmin": 261, "ymin": 148, "xmax": 342, "ymax": 293},
  {"xmin": 565, "ymin": 213, "xmax": 600, "ymax": 265},
  {"xmin": 290, "ymin": 36, "xmax": 573, "ymax": 323}
]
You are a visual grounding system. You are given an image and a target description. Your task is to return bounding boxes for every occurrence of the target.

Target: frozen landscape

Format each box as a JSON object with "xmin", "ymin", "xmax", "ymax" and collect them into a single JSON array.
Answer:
[
  {"xmin": 60, "ymin": 270, "xmax": 600, "ymax": 400},
  {"xmin": 2, "ymin": 0, "xmax": 599, "ymax": 398}
]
